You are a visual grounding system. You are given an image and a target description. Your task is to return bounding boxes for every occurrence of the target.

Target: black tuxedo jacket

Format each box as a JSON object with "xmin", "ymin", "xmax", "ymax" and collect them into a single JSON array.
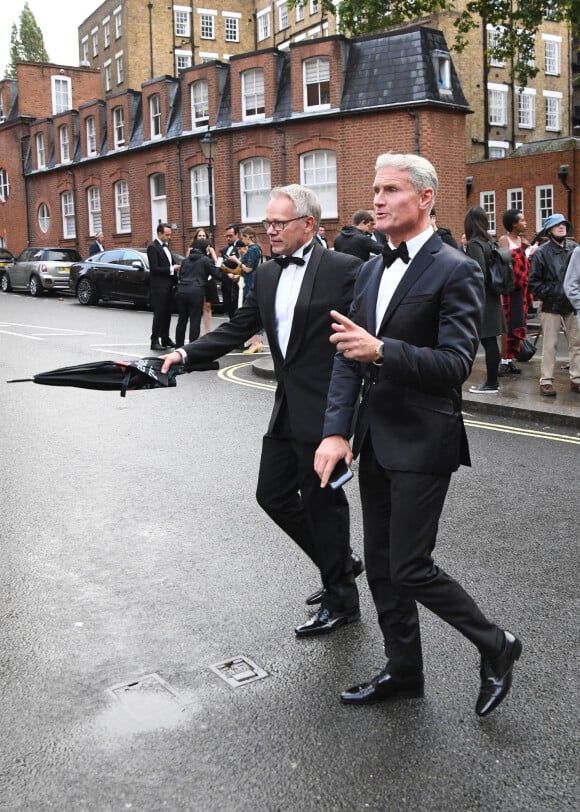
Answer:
[
  {"xmin": 323, "ymin": 234, "xmax": 484, "ymax": 474},
  {"xmin": 182, "ymin": 240, "xmax": 361, "ymax": 444},
  {"xmin": 147, "ymin": 240, "xmax": 175, "ymax": 288}
]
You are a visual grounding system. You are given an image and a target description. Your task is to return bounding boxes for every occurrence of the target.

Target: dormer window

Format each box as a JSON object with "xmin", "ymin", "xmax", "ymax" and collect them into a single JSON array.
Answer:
[
  {"xmin": 242, "ymin": 69, "xmax": 265, "ymax": 120},
  {"xmin": 303, "ymin": 57, "xmax": 330, "ymax": 110}
]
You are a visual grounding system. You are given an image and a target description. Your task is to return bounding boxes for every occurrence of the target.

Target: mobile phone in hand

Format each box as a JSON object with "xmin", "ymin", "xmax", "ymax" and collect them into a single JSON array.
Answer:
[{"xmin": 328, "ymin": 459, "xmax": 353, "ymax": 490}]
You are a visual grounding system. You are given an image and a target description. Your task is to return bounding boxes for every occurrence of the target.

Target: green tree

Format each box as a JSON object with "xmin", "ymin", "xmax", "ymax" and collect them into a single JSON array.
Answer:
[
  {"xmin": 318, "ymin": 0, "xmax": 577, "ymax": 86},
  {"xmin": 5, "ymin": 2, "xmax": 50, "ymax": 78}
]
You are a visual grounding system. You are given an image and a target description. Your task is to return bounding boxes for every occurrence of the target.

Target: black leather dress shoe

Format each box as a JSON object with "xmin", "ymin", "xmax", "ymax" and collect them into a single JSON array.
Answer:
[
  {"xmin": 162, "ymin": 338, "xmax": 176, "ymax": 348},
  {"xmin": 150, "ymin": 342, "xmax": 164, "ymax": 350},
  {"xmin": 340, "ymin": 669, "xmax": 424, "ymax": 705},
  {"xmin": 295, "ymin": 606, "xmax": 360, "ymax": 637},
  {"xmin": 476, "ymin": 631, "xmax": 522, "ymax": 717},
  {"xmin": 305, "ymin": 553, "xmax": 365, "ymax": 606}
]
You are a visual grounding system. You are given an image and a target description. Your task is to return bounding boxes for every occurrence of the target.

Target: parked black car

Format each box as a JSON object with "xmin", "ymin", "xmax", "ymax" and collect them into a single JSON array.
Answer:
[{"xmin": 69, "ymin": 248, "xmax": 224, "ymax": 312}]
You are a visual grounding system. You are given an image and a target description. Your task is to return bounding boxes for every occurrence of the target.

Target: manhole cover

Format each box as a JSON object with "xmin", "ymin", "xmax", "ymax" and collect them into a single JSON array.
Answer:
[
  {"xmin": 210, "ymin": 656, "xmax": 268, "ymax": 688},
  {"xmin": 106, "ymin": 673, "xmax": 186, "ymax": 719}
]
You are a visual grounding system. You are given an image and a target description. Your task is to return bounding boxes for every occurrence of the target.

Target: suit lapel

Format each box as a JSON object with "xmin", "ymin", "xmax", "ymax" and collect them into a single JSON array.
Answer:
[
  {"xmin": 377, "ymin": 234, "xmax": 439, "ymax": 334},
  {"xmin": 284, "ymin": 241, "xmax": 323, "ymax": 365},
  {"xmin": 259, "ymin": 260, "xmax": 284, "ymax": 360},
  {"xmin": 363, "ymin": 256, "xmax": 385, "ymax": 334}
]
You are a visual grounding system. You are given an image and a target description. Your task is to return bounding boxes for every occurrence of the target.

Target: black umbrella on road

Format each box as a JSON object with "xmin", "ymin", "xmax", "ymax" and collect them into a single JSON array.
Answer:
[{"xmin": 7, "ymin": 356, "xmax": 218, "ymax": 397}]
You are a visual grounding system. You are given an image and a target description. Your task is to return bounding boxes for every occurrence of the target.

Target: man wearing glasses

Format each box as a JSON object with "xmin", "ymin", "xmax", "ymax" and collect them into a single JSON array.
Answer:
[{"xmin": 162, "ymin": 184, "xmax": 363, "ymax": 636}]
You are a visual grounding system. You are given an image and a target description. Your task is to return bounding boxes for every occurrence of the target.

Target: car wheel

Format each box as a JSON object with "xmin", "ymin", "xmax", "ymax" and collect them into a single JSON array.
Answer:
[
  {"xmin": 29, "ymin": 275, "xmax": 44, "ymax": 297},
  {"xmin": 0, "ymin": 271, "xmax": 11, "ymax": 292},
  {"xmin": 76, "ymin": 277, "xmax": 98, "ymax": 306}
]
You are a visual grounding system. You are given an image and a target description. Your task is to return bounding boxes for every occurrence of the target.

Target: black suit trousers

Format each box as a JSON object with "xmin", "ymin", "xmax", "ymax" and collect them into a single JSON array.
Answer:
[
  {"xmin": 175, "ymin": 286, "xmax": 205, "ymax": 346},
  {"xmin": 256, "ymin": 433, "xmax": 358, "ymax": 612},
  {"xmin": 150, "ymin": 281, "xmax": 174, "ymax": 342},
  {"xmin": 359, "ymin": 437, "xmax": 503, "ymax": 674}
]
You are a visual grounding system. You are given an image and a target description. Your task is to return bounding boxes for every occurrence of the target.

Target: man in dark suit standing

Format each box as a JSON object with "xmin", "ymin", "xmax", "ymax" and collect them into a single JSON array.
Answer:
[
  {"xmin": 334, "ymin": 210, "xmax": 383, "ymax": 261},
  {"xmin": 88, "ymin": 232, "xmax": 105, "ymax": 256},
  {"xmin": 220, "ymin": 224, "xmax": 241, "ymax": 319},
  {"xmin": 314, "ymin": 153, "xmax": 522, "ymax": 716},
  {"xmin": 162, "ymin": 185, "xmax": 363, "ymax": 635},
  {"xmin": 147, "ymin": 222, "xmax": 179, "ymax": 350}
]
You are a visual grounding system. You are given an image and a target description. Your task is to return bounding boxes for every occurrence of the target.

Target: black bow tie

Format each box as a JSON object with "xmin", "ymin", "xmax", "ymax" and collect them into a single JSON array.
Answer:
[
  {"xmin": 274, "ymin": 255, "xmax": 305, "ymax": 269},
  {"xmin": 382, "ymin": 242, "xmax": 410, "ymax": 267}
]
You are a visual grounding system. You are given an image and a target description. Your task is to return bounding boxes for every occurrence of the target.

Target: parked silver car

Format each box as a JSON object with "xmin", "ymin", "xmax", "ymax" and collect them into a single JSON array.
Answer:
[{"xmin": 0, "ymin": 247, "xmax": 82, "ymax": 296}]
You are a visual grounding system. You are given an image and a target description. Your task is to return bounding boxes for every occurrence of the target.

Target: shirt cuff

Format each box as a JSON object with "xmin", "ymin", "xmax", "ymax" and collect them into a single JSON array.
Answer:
[{"xmin": 177, "ymin": 347, "xmax": 188, "ymax": 363}]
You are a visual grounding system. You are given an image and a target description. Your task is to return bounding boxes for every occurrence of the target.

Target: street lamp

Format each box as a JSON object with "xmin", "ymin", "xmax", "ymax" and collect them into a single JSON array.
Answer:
[{"xmin": 201, "ymin": 130, "xmax": 218, "ymax": 246}]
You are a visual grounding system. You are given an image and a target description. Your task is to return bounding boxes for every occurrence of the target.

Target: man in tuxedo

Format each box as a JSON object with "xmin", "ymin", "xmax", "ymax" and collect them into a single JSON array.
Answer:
[
  {"xmin": 220, "ymin": 224, "xmax": 241, "ymax": 319},
  {"xmin": 88, "ymin": 232, "xmax": 105, "ymax": 256},
  {"xmin": 147, "ymin": 222, "xmax": 180, "ymax": 350},
  {"xmin": 314, "ymin": 153, "xmax": 522, "ymax": 716},
  {"xmin": 162, "ymin": 185, "xmax": 363, "ymax": 635},
  {"xmin": 334, "ymin": 210, "xmax": 383, "ymax": 261}
]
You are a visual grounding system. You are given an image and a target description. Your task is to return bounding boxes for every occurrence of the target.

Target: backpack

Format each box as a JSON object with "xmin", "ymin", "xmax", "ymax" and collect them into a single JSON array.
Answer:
[{"xmin": 487, "ymin": 242, "xmax": 515, "ymax": 295}]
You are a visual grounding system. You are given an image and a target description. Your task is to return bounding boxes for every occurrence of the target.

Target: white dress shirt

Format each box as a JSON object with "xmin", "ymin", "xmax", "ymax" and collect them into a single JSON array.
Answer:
[
  {"xmin": 275, "ymin": 243, "xmax": 314, "ymax": 357},
  {"xmin": 375, "ymin": 226, "xmax": 433, "ymax": 333}
]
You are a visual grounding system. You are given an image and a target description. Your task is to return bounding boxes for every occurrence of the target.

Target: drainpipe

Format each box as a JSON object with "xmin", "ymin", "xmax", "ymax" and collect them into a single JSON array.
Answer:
[
  {"xmin": 274, "ymin": 126, "xmax": 286, "ymax": 184},
  {"xmin": 148, "ymin": 3, "xmax": 154, "ymax": 79},
  {"xmin": 20, "ymin": 136, "xmax": 31, "ymax": 247},
  {"xmin": 176, "ymin": 138, "xmax": 186, "ymax": 255},
  {"xmin": 67, "ymin": 170, "xmax": 80, "ymax": 253}
]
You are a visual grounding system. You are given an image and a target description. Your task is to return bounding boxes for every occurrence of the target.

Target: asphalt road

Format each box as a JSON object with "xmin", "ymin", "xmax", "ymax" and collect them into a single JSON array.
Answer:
[{"xmin": 1, "ymin": 293, "xmax": 578, "ymax": 812}]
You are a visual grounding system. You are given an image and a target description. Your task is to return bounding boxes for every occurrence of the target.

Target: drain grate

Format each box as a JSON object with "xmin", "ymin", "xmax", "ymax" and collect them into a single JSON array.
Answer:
[
  {"xmin": 210, "ymin": 656, "xmax": 268, "ymax": 688},
  {"xmin": 106, "ymin": 673, "xmax": 186, "ymax": 719}
]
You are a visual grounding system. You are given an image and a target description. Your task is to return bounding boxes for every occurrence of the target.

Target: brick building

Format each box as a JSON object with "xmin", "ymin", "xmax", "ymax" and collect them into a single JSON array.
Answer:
[{"xmin": 1, "ymin": 28, "xmax": 475, "ymax": 258}]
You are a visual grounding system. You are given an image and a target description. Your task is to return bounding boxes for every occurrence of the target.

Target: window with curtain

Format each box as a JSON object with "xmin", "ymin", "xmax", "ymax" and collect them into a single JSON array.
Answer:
[
  {"xmin": 300, "ymin": 150, "xmax": 337, "ymax": 217},
  {"xmin": 115, "ymin": 180, "xmax": 131, "ymax": 232},
  {"xmin": 191, "ymin": 80, "xmax": 209, "ymax": 127},
  {"xmin": 190, "ymin": 166, "xmax": 210, "ymax": 225},
  {"xmin": 61, "ymin": 191, "xmax": 76, "ymax": 238},
  {"xmin": 240, "ymin": 158, "xmax": 271, "ymax": 221},
  {"xmin": 242, "ymin": 69, "xmax": 265, "ymax": 119},
  {"xmin": 303, "ymin": 57, "xmax": 330, "ymax": 109}
]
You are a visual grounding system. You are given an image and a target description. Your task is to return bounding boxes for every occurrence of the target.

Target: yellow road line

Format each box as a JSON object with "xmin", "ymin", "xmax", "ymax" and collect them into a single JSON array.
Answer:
[{"xmin": 219, "ymin": 362, "xmax": 580, "ymax": 444}]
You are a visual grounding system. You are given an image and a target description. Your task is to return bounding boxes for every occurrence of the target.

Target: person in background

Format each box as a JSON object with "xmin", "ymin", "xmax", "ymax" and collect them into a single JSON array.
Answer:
[
  {"xmin": 529, "ymin": 214, "xmax": 580, "ymax": 396},
  {"xmin": 430, "ymin": 208, "xmax": 458, "ymax": 248},
  {"xmin": 221, "ymin": 224, "xmax": 241, "ymax": 319},
  {"xmin": 161, "ymin": 184, "xmax": 364, "ymax": 636},
  {"xmin": 459, "ymin": 233, "xmax": 468, "ymax": 253},
  {"xmin": 314, "ymin": 152, "xmax": 521, "ymax": 718},
  {"xmin": 497, "ymin": 209, "xmax": 530, "ymax": 377},
  {"xmin": 239, "ymin": 227, "xmax": 264, "ymax": 354},
  {"xmin": 563, "ymin": 245, "xmax": 580, "ymax": 333},
  {"xmin": 316, "ymin": 225, "xmax": 329, "ymax": 249},
  {"xmin": 193, "ymin": 227, "xmax": 219, "ymax": 335},
  {"xmin": 334, "ymin": 210, "xmax": 383, "ymax": 261},
  {"xmin": 88, "ymin": 232, "xmax": 105, "ymax": 256},
  {"xmin": 147, "ymin": 222, "xmax": 180, "ymax": 351},
  {"xmin": 175, "ymin": 238, "xmax": 222, "ymax": 347},
  {"xmin": 465, "ymin": 206, "xmax": 505, "ymax": 394}
]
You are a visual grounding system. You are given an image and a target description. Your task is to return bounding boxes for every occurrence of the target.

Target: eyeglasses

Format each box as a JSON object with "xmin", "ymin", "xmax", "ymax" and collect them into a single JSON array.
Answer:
[{"xmin": 262, "ymin": 216, "xmax": 306, "ymax": 232}]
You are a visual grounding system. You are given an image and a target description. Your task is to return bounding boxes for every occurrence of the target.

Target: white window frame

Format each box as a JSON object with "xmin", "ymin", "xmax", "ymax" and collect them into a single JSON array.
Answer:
[
  {"xmin": 59, "ymin": 125, "xmax": 71, "ymax": 163},
  {"xmin": 104, "ymin": 61, "xmax": 112, "ymax": 92},
  {"xmin": 487, "ymin": 25, "xmax": 505, "ymax": 67},
  {"xmin": 113, "ymin": 106, "xmax": 125, "ymax": 148},
  {"xmin": 309, "ymin": 0, "xmax": 319, "ymax": 14},
  {"xmin": 242, "ymin": 68, "xmax": 265, "ymax": 120},
  {"xmin": 81, "ymin": 37, "xmax": 89, "ymax": 64},
  {"xmin": 191, "ymin": 79, "xmax": 209, "ymax": 128},
  {"xmin": 303, "ymin": 57, "xmax": 330, "ymax": 110},
  {"xmin": 488, "ymin": 83, "xmax": 508, "ymax": 126},
  {"xmin": 86, "ymin": 116, "xmax": 97, "ymax": 156},
  {"xmin": 278, "ymin": 1, "xmax": 289, "ymax": 30},
  {"xmin": 61, "ymin": 191, "xmax": 76, "ymax": 238},
  {"xmin": 0, "ymin": 169, "xmax": 9, "ymax": 202},
  {"xmin": 175, "ymin": 50, "xmax": 192, "ymax": 72},
  {"xmin": 257, "ymin": 9, "xmax": 271, "ymax": 41},
  {"xmin": 536, "ymin": 185, "xmax": 553, "ymax": 231},
  {"xmin": 224, "ymin": 13, "xmax": 240, "ymax": 43},
  {"xmin": 175, "ymin": 7, "xmax": 191, "ymax": 38},
  {"xmin": 480, "ymin": 191, "xmax": 496, "ymax": 234},
  {"xmin": 114, "ymin": 7, "xmax": 122, "ymax": 40},
  {"xmin": 300, "ymin": 150, "xmax": 337, "ymax": 218},
  {"xmin": 150, "ymin": 94, "xmax": 162, "ymax": 139},
  {"xmin": 91, "ymin": 27, "xmax": 99, "ymax": 57},
  {"xmin": 36, "ymin": 133, "xmax": 46, "ymax": 169},
  {"xmin": 542, "ymin": 34, "xmax": 561, "ymax": 76},
  {"xmin": 544, "ymin": 91, "xmax": 562, "ymax": 132},
  {"xmin": 507, "ymin": 187, "xmax": 523, "ymax": 212},
  {"xmin": 517, "ymin": 87, "xmax": 535, "ymax": 129},
  {"xmin": 38, "ymin": 203, "xmax": 50, "ymax": 233},
  {"xmin": 433, "ymin": 52, "xmax": 451, "ymax": 91},
  {"xmin": 87, "ymin": 186, "xmax": 102, "ymax": 235},
  {"xmin": 190, "ymin": 165, "xmax": 210, "ymax": 226},
  {"xmin": 115, "ymin": 51, "xmax": 124, "ymax": 85},
  {"xmin": 52, "ymin": 76, "xmax": 72, "ymax": 115},
  {"xmin": 296, "ymin": 1, "xmax": 304, "ymax": 22},
  {"xmin": 488, "ymin": 142, "xmax": 508, "ymax": 159},
  {"xmin": 103, "ymin": 17, "xmax": 111, "ymax": 49},
  {"xmin": 199, "ymin": 10, "xmax": 216, "ymax": 40},
  {"xmin": 240, "ymin": 158, "xmax": 272, "ymax": 222},
  {"xmin": 115, "ymin": 179, "xmax": 131, "ymax": 233}
]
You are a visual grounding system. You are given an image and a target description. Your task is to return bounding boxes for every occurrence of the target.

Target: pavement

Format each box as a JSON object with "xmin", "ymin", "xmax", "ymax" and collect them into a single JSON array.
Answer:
[{"xmin": 250, "ymin": 324, "xmax": 580, "ymax": 430}]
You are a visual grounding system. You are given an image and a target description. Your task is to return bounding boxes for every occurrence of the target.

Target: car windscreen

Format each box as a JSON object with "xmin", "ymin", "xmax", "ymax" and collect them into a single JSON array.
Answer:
[{"xmin": 45, "ymin": 250, "xmax": 82, "ymax": 262}]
